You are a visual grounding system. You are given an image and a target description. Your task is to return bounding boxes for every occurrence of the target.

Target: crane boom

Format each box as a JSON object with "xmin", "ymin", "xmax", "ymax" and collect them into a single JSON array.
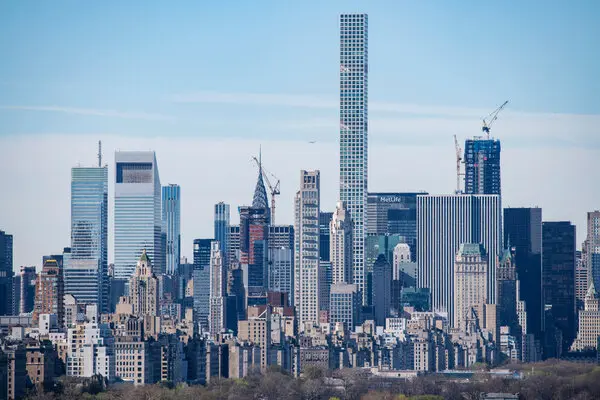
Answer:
[{"xmin": 482, "ymin": 100, "xmax": 509, "ymax": 138}]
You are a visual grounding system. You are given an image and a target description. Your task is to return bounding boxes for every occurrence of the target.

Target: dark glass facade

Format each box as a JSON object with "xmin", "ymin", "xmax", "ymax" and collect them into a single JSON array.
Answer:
[
  {"xmin": 542, "ymin": 221, "xmax": 576, "ymax": 352},
  {"xmin": 504, "ymin": 207, "xmax": 543, "ymax": 339},
  {"xmin": 319, "ymin": 212, "xmax": 333, "ymax": 261},
  {"xmin": 0, "ymin": 230, "xmax": 13, "ymax": 316},
  {"xmin": 464, "ymin": 138, "xmax": 501, "ymax": 195},
  {"xmin": 366, "ymin": 193, "xmax": 423, "ymax": 261}
]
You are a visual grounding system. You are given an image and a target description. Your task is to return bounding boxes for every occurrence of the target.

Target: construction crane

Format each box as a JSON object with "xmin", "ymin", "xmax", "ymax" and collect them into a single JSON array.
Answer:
[
  {"xmin": 482, "ymin": 100, "xmax": 509, "ymax": 138},
  {"xmin": 453, "ymin": 134, "xmax": 464, "ymax": 194},
  {"xmin": 251, "ymin": 156, "xmax": 281, "ymax": 224}
]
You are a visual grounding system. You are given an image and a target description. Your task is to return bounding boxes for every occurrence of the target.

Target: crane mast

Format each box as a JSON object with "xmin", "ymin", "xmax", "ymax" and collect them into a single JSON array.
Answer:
[{"xmin": 453, "ymin": 134, "xmax": 464, "ymax": 194}]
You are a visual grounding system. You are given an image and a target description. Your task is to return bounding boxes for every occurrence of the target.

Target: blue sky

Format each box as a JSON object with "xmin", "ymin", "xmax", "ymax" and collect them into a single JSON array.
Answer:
[
  {"xmin": 1, "ymin": 1, "xmax": 599, "ymax": 267},
  {"xmin": 1, "ymin": 1, "xmax": 599, "ymax": 140}
]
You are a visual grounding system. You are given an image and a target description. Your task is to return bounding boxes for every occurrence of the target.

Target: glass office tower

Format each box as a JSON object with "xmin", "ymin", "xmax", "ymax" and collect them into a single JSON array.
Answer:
[
  {"xmin": 162, "ymin": 184, "xmax": 181, "ymax": 275},
  {"xmin": 340, "ymin": 13, "xmax": 369, "ymax": 303},
  {"xmin": 67, "ymin": 165, "xmax": 109, "ymax": 312},
  {"xmin": 464, "ymin": 138, "xmax": 501, "ymax": 195},
  {"xmin": 114, "ymin": 151, "xmax": 162, "ymax": 279}
]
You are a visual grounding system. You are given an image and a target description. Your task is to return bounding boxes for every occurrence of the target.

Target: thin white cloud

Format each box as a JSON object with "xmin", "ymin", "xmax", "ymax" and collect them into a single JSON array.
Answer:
[
  {"xmin": 0, "ymin": 106, "xmax": 175, "ymax": 121},
  {"xmin": 172, "ymin": 91, "xmax": 337, "ymax": 109},
  {"xmin": 171, "ymin": 90, "xmax": 600, "ymax": 123}
]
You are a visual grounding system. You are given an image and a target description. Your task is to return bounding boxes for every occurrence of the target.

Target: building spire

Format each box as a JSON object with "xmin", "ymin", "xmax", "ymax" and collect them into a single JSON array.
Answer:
[{"xmin": 252, "ymin": 147, "xmax": 269, "ymax": 210}]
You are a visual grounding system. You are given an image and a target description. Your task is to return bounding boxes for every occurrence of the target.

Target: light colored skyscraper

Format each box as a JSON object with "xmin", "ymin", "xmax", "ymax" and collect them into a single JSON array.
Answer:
[
  {"xmin": 209, "ymin": 241, "xmax": 226, "ymax": 336},
  {"xmin": 67, "ymin": 164, "xmax": 109, "ymax": 312},
  {"xmin": 162, "ymin": 184, "xmax": 181, "ymax": 275},
  {"xmin": 585, "ymin": 211, "xmax": 600, "ymax": 290},
  {"xmin": 417, "ymin": 195, "xmax": 501, "ymax": 323},
  {"xmin": 330, "ymin": 201, "xmax": 353, "ymax": 285},
  {"xmin": 294, "ymin": 170, "xmax": 321, "ymax": 330},
  {"xmin": 114, "ymin": 151, "xmax": 162, "ymax": 279},
  {"xmin": 340, "ymin": 13, "xmax": 368, "ymax": 303},
  {"xmin": 453, "ymin": 244, "xmax": 488, "ymax": 331}
]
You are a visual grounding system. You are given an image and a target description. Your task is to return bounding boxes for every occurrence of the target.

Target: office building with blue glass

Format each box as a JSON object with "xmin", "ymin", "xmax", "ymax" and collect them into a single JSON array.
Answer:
[
  {"xmin": 214, "ymin": 202, "xmax": 230, "ymax": 268},
  {"xmin": 162, "ymin": 184, "xmax": 181, "ymax": 275},
  {"xmin": 114, "ymin": 151, "xmax": 162, "ymax": 280},
  {"xmin": 67, "ymin": 165, "xmax": 109, "ymax": 312},
  {"xmin": 340, "ymin": 13, "xmax": 369, "ymax": 303},
  {"xmin": 464, "ymin": 138, "xmax": 501, "ymax": 195}
]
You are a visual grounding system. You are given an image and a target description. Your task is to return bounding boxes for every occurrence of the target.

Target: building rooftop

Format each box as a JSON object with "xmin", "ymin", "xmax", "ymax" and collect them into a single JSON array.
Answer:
[{"xmin": 457, "ymin": 243, "xmax": 487, "ymax": 257}]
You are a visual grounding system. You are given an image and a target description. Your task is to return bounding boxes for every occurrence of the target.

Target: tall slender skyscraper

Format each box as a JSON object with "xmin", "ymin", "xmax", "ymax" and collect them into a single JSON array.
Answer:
[
  {"xmin": 214, "ymin": 202, "xmax": 230, "ymax": 268},
  {"xmin": 340, "ymin": 13, "xmax": 368, "ymax": 303},
  {"xmin": 417, "ymin": 194, "xmax": 501, "ymax": 324},
  {"xmin": 209, "ymin": 241, "xmax": 226, "ymax": 336},
  {"xmin": 162, "ymin": 184, "xmax": 181, "ymax": 276},
  {"xmin": 294, "ymin": 170, "xmax": 321, "ymax": 330},
  {"xmin": 114, "ymin": 151, "xmax": 162, "ymax": 279},
  {"xmin": 585, "ymin": 211, "xmax": 600, "ymax": 290},
  {"xmin": 68, "ymin": 163, "xmax": 109, "ymax": 312},
  {"xmin": 0, "ymin": 230, "xmax": 13, "ymax": 316},
  {"xmin": 464, "ymin": 138, "xmax": 501, "ymax": 195},
  {"xmin": 503, "ymin": 208, "xmax": 543, "ymax": 340}
]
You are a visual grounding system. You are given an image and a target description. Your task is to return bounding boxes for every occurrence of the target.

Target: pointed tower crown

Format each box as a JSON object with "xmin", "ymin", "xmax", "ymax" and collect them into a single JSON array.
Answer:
[{"xmin": 252, "ymin": 150, "xmax": 269, "ymax": 210}]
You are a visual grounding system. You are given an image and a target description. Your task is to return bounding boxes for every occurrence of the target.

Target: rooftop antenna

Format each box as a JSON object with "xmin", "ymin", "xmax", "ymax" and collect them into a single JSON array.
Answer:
[{"xmin": 98, "ymin": 140, "xmax": 102, "ymax": 167}]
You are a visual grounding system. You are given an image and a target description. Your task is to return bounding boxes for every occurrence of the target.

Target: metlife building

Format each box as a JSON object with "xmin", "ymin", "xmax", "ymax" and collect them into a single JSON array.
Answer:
[{"xmin": 366, "ymin": 192, "xmax": 427, "ymax": 260}]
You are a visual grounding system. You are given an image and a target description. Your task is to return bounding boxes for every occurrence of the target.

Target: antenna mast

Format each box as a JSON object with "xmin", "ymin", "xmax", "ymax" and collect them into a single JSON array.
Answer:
[{"xmin": 98, "ymin": 140, "xmax": 102, "ymax": 167}]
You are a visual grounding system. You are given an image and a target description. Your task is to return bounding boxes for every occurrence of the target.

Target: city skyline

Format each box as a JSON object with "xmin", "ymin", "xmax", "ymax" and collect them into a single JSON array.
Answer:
[
  {"xmin": 0, "ymin": 4, "xmax": 599, "ymax": 393},
  {"xmin": 1, "ymin": 2, "xmax": 600, "ymax": 268}
]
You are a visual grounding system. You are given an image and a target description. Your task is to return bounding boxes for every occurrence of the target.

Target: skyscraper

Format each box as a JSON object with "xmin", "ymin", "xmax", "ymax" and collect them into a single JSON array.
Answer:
[
  {"xmin": 340, "ymin": 13, "xmax": 368, "ymax": 303},
  {"xmin": 464, "ymin": 138, "xmax": 501, "ymax": 195},
  {"xmin": 453, "ymin": 244, "xmax": 488, "ymax": 331},
  {"xmin": 542, "ymin": 221, "xmax": 576, "ymax": 352},
  {"xmin": 67, "ymin": 164, "xmax": 109, "ymax": 312},
  {"xmin": 162, "ymin": 184, "xmax": 181, "ymax": 276},
  {"xmin": 319, "ymin": 212, "xmax": 333, "ymax": 262},
  {"xmin": 17, "ymin": 266, "xmax": 36, "ymax": 314},
  {"xmin": 417, "ymin": 195, "xmax": 501, "ymax": 324},
  {"xmin": 193, "ymin": 238, "xmax": 212, "ymax": 330},
  {"xmin": 209, "ymin": 241, "xmax": 226, "ymax": 336},
  {"xmin": 128, "ymin": 250, "xmax": 159, "ymax": 317},
  {"xmin": 330, "ymin": 201, "xmax": 352, "ymax": 285},
  {"xmin": 268, "ymin": 247, "xmax": 293, "ymax": 300},
  {"xmin": 585, "ymin": 211, "xmax": 600, "ymax": 290},
  {"xmin": 330, "ymin": 283, "xmax": 360, "ymax": 333},
  {"xmin": 214, "ymin": 202, "xmax": 230, "ymax": 268},
  {"xmin": 0, "ymin": 230, "xmax": 13, "ymax": 316},
  {"xmin": 372, "ymin": 254, "xmax": 392, "ymax": 326},
  {"xmin": 114, "ymin": 151, "xmax": 162, "ymax": 279},
  {"xmin": 294, "ymin": 170, "xmax": 321, "ymax": 330},
  {"xmin": 239, "ymin": 163, "xmax": 270, "ymax": 305},
  {"xmin": 503, "ymin": 208, "xmax": 543, "ymax": 339},
  {"xmin": 366, "ymin": 192, "xmax": 424, "ymax": 259}
]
